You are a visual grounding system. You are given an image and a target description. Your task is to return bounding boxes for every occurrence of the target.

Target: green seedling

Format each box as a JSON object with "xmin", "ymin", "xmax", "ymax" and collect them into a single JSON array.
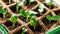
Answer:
[
  {"xmin": 0, "ymin": 5, "xmax": 8, "ymax": 18},
  {"xmin": 21, "ymin": 27, "xmax": 28, "ymax": 34},
  {"xmin": 46, "ymin": 15, "xmax": 60, "ymax": 23},
  {"xmin": 13, "ymin": 0, "xmax": 20, "ymax": 12},
  {"xmin": 29, "ymin": 17, "xmax": 37, "ymax": 30},
  {"xmin": 38, "ymin": 4, "xmax": 45, "ymax": 13},
  {"xmin": 45, "ymin": 0, "xmax": 54, "ymax": 8},
  {"xmin": 10, "ymin": 14, "xmax": 18, "ymax": 27},
  {"xmin": 19, "ymin": 0, "xmax": 35, "ymax": 6},
  {"xmin": 20, "ymin": 9, "xmax": 37, "ymax": 21}
]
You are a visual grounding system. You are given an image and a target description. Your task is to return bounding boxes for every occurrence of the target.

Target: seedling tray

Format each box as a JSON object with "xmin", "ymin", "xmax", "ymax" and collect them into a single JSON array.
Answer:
[{"xmin": 0, "ymin": 0, "xmax": 60, "ymax": 34}]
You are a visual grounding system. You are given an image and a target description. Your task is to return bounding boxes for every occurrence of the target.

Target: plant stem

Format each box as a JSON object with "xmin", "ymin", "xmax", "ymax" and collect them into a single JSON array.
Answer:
[
  {"xmin": 22, "ymin": 32, "xmax": 24, "ymax": 34},
  {"xmin": 12, "ymin": 23, "xmax": 15, "ymax": 27},
  {"xmin": 26, "ymin": 17, "xmax": 28, "ymax": 22},
  {"xmin": 9, "ymin": 0, "xmax": 11, "ymax": 4},
  {"xmin": 3, "ymin": 14, "xmax": 5, "ymax": 19},
  {"xmin": 34, "ymin": 26, "xmax": 35, "ymax": 30}
]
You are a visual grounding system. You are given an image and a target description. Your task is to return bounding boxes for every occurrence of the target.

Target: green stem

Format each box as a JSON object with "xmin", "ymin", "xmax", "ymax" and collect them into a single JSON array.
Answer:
[
  {"xmin": 9, "ymin": 0, "xmax": 11, "ymax": 4},
  {"xmin": 16, "ymin": 6, "xmax": 18, "ymax": 12},
  {"xmin": 3, "ymin": 14, "xmax": 5, "ymax": 19},
  {"xmin": 22, "ymin": 32, "xmax": 24, "ymax": 34},
  {"xmin": 12, "ymin": 23, "xmax": 15, "ymax": 27},
  {"xmin": 34, "ymin": 26, "xmax": 35, "ymax": 30},
  {"xmin": 26, "ymin": 17, "xmax": 28, "ymax": 22}
]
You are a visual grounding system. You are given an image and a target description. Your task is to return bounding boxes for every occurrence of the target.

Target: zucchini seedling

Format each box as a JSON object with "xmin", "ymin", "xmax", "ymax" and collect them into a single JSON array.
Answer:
[
  {"xmin": 45, "ymin": 0, "xmax": 54, "ymax": 8},
  {"xmin": 46, "ymin": 15, "xmax": 60, "ymax": 23},
  {"xmin": 21, "ymin": 27, "xmax": 28, "ymax": 34},
  {"xmin": 10, "ymin": 14, "xmax": 18, "ymax": 27},
  {"xmin": 38, "ymin": 4, "xmax": 45, "ymax": 13},
  {"xmin": 20, "ymin": 9, "xmax": 37, "ymax": 21},
  {"xmin": 29, "ymin": 17, "xmax": 37, "ymax": 30},
  {"xmin": 0, "ymin": 5, "xmax": 8, "ymax": 18}
]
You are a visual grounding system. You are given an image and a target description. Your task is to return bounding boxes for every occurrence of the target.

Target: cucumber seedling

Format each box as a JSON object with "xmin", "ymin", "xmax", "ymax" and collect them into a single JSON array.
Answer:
[
  {"xmin": 0, "ymin": 5, "xmax": 8, "ymax": 18},
  {"xmin": 46, "ymin": 15, "xmax": 60, "ymax": 23},
  {"xmin": 38, "ymin": 4, "xmax": 45, "ymax": 13},
  {"xmin": 45, "ymin": 0, "xmax": 54, "ymax": 8},
  {"xmin": 20, "ymin": 9, "xmax": 37, "ymax": 21},
  {"xmin": 10, "ymin": 14, "xmax": 18, "ymax": 27},
  {"xmin": 29, "ymin": 17, "xmax": 37, "ymax": 30},
  {"xmin": 13, "ymin": 0, "xmax": 20, "ymax": 12},
  {"xmin": 21, "ymin": 27, "xmax": 28, "ymax": 34}
]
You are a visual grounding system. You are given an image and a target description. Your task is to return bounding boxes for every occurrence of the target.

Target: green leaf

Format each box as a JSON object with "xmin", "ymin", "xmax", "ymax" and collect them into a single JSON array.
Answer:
[
  {"xmin": 29, "ymin": 0, "xmax": 35, "ymax": 2},
  {"xmin": 27, "ymin": 10, "xmax": 37, "ymax": 18},
  {"xmin": 51, "ymin": 15, "xmax": 60, "ymax": 20},
  {"xmin": 10, "ymin": 14, "xmax": 18, "ymax": 26},
  {"xmin": 29, "ymin": 18, "xmax": 37, "ymax": 29},
  {"xmin": 0, "ymin": 5, "xmax": 4, "ymax": 13},
  {"xmin": 20, "ymin": 9, "xmax": 27, "ymax": 18},
  {"xmin": 46, "ymin": 15, "xmax": 52, "ymax": 21},
  {"xmin": 38, "ymin": 4, "xmax": 44, "ymax": 12},
  {"xmin": 22, "ymin": 27, "xmax": 28, "ymax": 34}
]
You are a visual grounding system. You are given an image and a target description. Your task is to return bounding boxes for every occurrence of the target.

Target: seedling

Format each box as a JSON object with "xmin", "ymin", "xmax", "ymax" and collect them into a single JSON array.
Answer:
[
  {"xmin": 13, "ymin": 0, "xmax": 20, "ymax": 12},
  {"xmin": 19, "ymin": 0, "xmax": 35, "ymax": 6},
  {"xmin": 45, "ymin": 0, "xmax": 54, "ymax": 8},
  {"xmin": 29, "ymin": 17, "xmax": 37, "ymax": 30},
  {"xmin": 46, "ymin": 15, "xmax": 60, "ymax": 23},
  {"xmin": 20, "ymin": 9, "xmax": 37, "ymax": 21},
  {"xmin": 21, "ymin": 27, "xmax": 28, "ymax": 34},
  {"xmin": 0, "ymin": 5, "xmax": 8, "ymax": 18},
  {"xmin": 10, "ymin": 14, "xmax": 18, "ymax": 27},
  {"xmin": 38, "ymin": 4, "xmax": 45, "ymax": 13}
]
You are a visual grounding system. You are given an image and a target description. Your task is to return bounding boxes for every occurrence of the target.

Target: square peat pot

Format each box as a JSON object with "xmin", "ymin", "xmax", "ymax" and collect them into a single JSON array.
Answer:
[{"xmin": 46, "ymin": 26, "xmax": 60, "ymax": 34}]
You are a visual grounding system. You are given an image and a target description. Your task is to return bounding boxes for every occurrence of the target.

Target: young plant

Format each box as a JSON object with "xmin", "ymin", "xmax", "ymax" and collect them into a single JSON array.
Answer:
[
  {"xmin": 21, "ymin": 27, "xmax": 28, "ymax": 34},
  {"xmin": 13, "ymin": 0, "xmax": 20, "ymax": 12},
  {"xmin": 46, "ymin": 15, "xmax": 60, "ymax": 23},
  {"xmin": 19, "ymin": 0, "xmax": 35, "ymax": 6},
  {"xmin": 38, "ymin": 4, "xmax": 45, "ymax": 13},
  {"xmin": 20, "ymin": 9, "xmax": 37, "ymax": 21},
  {"xmin": 10, "ymin": 14, "xmax": 18, "ymax": 27},
  {"xmin": 0, "ymin": 5, "xmax": 8, "ymax": 18},
  {"xmin": 45, "ymin": 0, "xmax": 54, "ymax": 8},
  {"xmin": 29, "ymin": 17, "xmax": 37, "ymax": 30}
]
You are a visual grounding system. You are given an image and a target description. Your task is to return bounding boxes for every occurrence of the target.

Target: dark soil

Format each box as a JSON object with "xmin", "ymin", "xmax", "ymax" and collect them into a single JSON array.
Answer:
[
  {"xmin": 13, "ymin": 28, "xmax": 29, "ymax": 34},
  {"xmin": 2, "ymin": 0, "xmax": 14, "ymax": 5},
  {"xmin": 44, "ymin": 3, "xmax": 55, "ymax": 9},
  {"xmin": 29, "ymin": 23, "xmax": 45, "ymax": 34},
  {"xmin": 27, "ymin": 1, "xmax": 37, "ymax": 9},
  {"xmin": 4, "ymin": 20, "xmax": 21, "ymax": 31},
  {"xmin": 54, "ymin": 10, "xmax": 60, "ymax": 16},
  {"xmin": 9, "ymin": 5, "xmax": 22, "ymax": 14}
]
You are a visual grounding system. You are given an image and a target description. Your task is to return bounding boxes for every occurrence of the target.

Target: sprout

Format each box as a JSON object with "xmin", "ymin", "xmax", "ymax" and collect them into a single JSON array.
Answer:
[
  {"xmin": 13, "ymin": 0, "xmax": 20, "ymax": 12},
  {"xmin": 45, "ymin": 0, "xmax": 54, "ymax": 8},
  {"xmin": 20, "ymin": 9, "xmax": 37, "ymax": 21},
  {"xmin": 38, "ymin": 4, "xmax": 45, "ymax": 13},
  {"xmin": 29, "ymin": 17, "xmax": 37, "ymax": 30},
  {"xmin": 46, "ymin": 15, "xmax": 60, "ymax": 22},
  {"xmin": 0, "ymin": 5, "xmax": 8, "ymax": 18},
  {"xmin": 21, "ymin": 27, "xmax": 28, "ymax": 34},
  {"xmin": 10, "ymin": 14, "xmax": 18, "ymax": 27}
]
